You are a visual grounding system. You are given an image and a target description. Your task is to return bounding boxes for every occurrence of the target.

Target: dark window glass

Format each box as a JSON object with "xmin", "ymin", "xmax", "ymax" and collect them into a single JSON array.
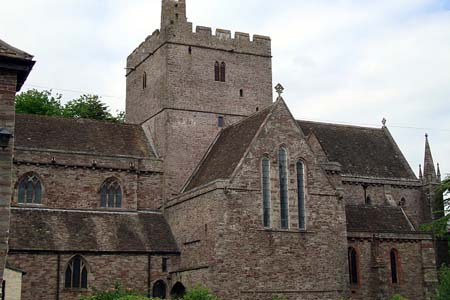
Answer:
[
  {"xmin": 2, "ymin": 280, "xmax": 5, "ymax": 300},
  {"xmin": 348, "ymin": 247, "xmax": 359, "ymax": 285},
  {"xmin": 153, "ymin": 280, "xmax": 167, "ymax": 299},
  {"xmin": 366, "ymin": 196, "xmax": 372, "ymax": 205},
  {"xmin": 217, "ymin": 116, "xmax": 224, "ymax": 128},
  {"xmin": 214, "ymin": 62, "xmax": 220, "ymax": 81},
  {"xmin": 171, "ymin": 282, "xmax": 186, "ymax": 300},
  {"xmin": 262, "ymin": 158, "xmax": 271, "ymax": 227},
  {"xmin": 17, "ymin": 173, "xmax": 42, "ymax": 204},
  {"xmin": 220, "ymin": 62, "xmax": 226, "ymax": 82},
  {"xmin": 65, "ymin": 255, "xmax": 88, "ymax": 289},
  {"xmin": 390, "ymin": 250, "xmax": 399, "ymax": 284},
  {"xmin": 279, "ymin": 147, "xmax": 289, "ymax": 229},
  {"xmin": 100, "ymin": 178, "xmax": 122, "ymax": 208},
  {"xmin": 240, "ymin": 89, "xmax": 243, "ymax": 97},
  {"xmin": 162, "ymin": 257, "xmax": 168, "ymax": 272},
  {"xmin": 296, "ymin": 161, "xmax": 306, "ymax": 230}
]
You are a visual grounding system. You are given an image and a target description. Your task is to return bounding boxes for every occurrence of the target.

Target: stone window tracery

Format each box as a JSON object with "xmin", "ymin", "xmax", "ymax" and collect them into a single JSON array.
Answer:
[
  {"xmin": 17, "ymin": 172, "xmax": 42, "ymax": 204},
  {"xmin": 214, "ymin": 61, "xmax": 226, "ymax": 82},
  {"xmin": 100, "ymin": 178, "xmax": 122, "ymax": 208},
  {"xmin": 65, "ymin": 255, "xmax": 88, "ymax": 289}
]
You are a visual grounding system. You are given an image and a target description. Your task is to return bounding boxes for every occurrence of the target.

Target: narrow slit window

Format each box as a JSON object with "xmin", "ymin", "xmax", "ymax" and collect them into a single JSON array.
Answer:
[
  {"xmin": 279, "ymin": 147, "xmax": 289, "ymax": 229},
  {"xmin": 188, "ymin": 46, "xmax": 192, "ymax": 54},
  {"xmin": 143, "ymin": 72, "xmax": 147, "ymax": 89},
  {"xmin": 220, "ymin": 62, "xmax": 226, "ymax": 82},
  {"xmin": 296, "ymin": 161, "xmax": 306, "ymax": 230},
  {"xmin": 240, "ymin": 89, "xmax": 244, "ymax": 97},
  {"xmin": 390, "ymin": 249, "xmax": 399, "ymax": 284},
  {"xmin": 217, "ymin": 116, "xmax": 224, "ymax": 128},
  {"xmin": 262, "ymin": 157, "xmax": 271, "ymax": 227},
  {"xmin": 214, "ymin": 61, "xmax": 220, "ymax": 81},
  {"xmin": 348, "ymin": 247, "xmax": 359, "ymax": 285}
]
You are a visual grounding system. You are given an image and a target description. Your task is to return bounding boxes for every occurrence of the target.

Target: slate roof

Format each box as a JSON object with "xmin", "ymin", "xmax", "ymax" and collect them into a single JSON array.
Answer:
[
  {"xmin": 297, "ymin": 121, "xmax": 416, "ymax": 179},
  {"xmin": 15, "ymin": 114, "xmax": 155, "ymax": 158},
  {"xmin": 9, "ymin": 209, "xmax": 179, "ymax": 253},
  {"xmin": 346, "ymin": 205, "xmax": 414, "ymax": 232},
  {"xmin": 0, "ymin": 39, "xmax": 33, "ymax": 60},
  {"xmin": 185, "ymin": 106, "xmax": 272, "ymax": 191}
]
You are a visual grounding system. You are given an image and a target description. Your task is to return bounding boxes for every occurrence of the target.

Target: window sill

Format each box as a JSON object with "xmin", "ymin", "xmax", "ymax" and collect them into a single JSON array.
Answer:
[
  {"xmin": 258, "ymin": 228, "xmax": 314, "ymax": 234},
  {"xmin": 15, "ymin": 203, "xmax": 43, "ymax": 207},
  {"xmin": 62, "ymin": 288, "xmax": 89, "ymax": 292}
]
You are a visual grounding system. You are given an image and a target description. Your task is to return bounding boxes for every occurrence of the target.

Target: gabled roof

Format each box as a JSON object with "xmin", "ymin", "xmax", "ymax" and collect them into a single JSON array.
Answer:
[
  {"xmin": 9, "ymin": 209, "xmax": 179, "ymax": 253},
  {"xmin": 185, "ymin": 105, "xmax": 273, "ymax": 191},
  {"xmin": 15, "ymin": 114, "xmax": 155, "ymax": 158},
  {"xmin": 298, "ymin": 121, "xmax": 416, "ymax": 179},
  {"xmin": 346, "ymin": 205, "xmax": 414, "ymax": 232},
  {"xmin": 0, "ymin": 38, "xmax": 35, "ymax": 91},
  {"xmin": 0, "ymin": 39, "xmax": 33, "ymax": 60}
]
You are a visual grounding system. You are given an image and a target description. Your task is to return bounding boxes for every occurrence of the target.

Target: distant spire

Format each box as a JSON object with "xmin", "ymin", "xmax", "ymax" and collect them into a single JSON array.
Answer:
[
  {"xmin": 423, "ymin": 133, "xmax": 437, "ymax": 184},
  {"xmin": 419, "ymin": 164, "xmax": 423, "ymax": 180},
  {"xmin": 437, "ymin": 163, "xmax": 441, "ymax": 182}
]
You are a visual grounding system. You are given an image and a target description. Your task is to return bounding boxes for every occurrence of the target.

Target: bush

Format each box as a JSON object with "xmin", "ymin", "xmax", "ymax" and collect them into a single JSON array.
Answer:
[
  {"xmin": 436, "ymin": 265, "xmax": 450, "ymax": 300},
  {"xmin": 183, "ymin": 285, "xmax": 217, "ymax": 300},
  {"xmin": 80, "ymin": 282, "xmax": 154, "ymax": 300},
  {"xmin": 391, "ymin": 295, "xmax": 408, "ymax": 300}
]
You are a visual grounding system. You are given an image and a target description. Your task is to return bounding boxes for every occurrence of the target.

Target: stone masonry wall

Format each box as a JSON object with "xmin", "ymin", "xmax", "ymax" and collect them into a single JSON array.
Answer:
[
  {"xmin": 0, "ymin": 70, "xmax": 17, "ymax": 281},
  {"xmin": 11, "ymin": 150, "xmax": 163, "ymax": 210},
  {"xmin": 7, "ymin": 253, "xmax": 172, "ymax": 300},
  {"xmin": 342, "ymin": 183, "xmax": 425, "ymax": 228}
]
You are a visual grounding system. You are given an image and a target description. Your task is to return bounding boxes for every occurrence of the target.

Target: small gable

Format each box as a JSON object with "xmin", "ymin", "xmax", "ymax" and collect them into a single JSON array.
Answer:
[{"xmin": 185, "ymin": 106, "xmax": 273, "ymax": 191}]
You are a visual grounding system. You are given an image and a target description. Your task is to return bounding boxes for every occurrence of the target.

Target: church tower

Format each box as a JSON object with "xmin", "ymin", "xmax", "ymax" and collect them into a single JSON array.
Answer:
[{"xmin": 125, "ymin": 0, "xmax": 273, "ymax": 198}]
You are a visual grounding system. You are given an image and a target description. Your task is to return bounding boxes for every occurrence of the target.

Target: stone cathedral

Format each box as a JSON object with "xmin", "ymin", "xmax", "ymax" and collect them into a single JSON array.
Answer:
[{"xmin": 0, "ymin": 1, "xmax": 447, "ymax": 300}]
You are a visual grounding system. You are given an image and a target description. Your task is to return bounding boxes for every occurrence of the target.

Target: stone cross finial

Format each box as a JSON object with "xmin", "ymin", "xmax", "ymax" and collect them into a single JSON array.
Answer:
[
  {"xmin": 382, "ymin": 118, "xmax": 387, "ymax": 126},
  {"xmin": 275, "ymin": 83, "xmax": 284, "ymax": 98}
]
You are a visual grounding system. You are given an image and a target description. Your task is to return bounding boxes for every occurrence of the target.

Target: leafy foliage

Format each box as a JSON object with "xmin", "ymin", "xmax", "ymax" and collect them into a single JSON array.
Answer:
[
  {"xmin": 391, "ymin": 294, "xmax": 408, "ymax": 300},
  {"xmin": 79, "ymin": 282, "xmax": 152, "ymax": 300},
  {"xmin": 15, "ymin": 89, "xmax": 124, "ymax": 123},
  {"xmin": 420, "ymin": 176, "xmax": 450, "ymax": 238},
  {"xmin": 183, "ymin": 285, "xmax": 217, "ymax": 300},
  {"xmin": 15, "ymin": 89, "xmax": 63, "ymax": 116},
  {"xmin": 436, "ymin": 265, "xmax": 450, "ymax": 300}
]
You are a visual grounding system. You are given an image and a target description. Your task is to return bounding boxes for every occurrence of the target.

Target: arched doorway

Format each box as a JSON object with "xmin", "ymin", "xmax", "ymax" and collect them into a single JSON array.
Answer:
[
  {"xmin": 170, "ymin": 282, "xmax": 186, "ymax": 299},
  {"xmin": 152, "ymin": 280, "xmax": 167, "ymax": 299}
]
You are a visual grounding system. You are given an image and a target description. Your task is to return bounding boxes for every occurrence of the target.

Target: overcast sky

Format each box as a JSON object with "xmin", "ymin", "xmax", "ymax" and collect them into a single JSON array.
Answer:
[{"xmin": 1, "ymin": 0, "xmax": 449, "ymax": 178}]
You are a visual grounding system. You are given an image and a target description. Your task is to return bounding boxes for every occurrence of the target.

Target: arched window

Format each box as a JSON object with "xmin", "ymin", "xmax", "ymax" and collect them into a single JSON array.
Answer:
[
  {"xmin": 17, "ymin": 173, "xmax": 42, "ymax": 204},
  {"xmin": 365, "ymin": 196, "xmax": 372, "ymax": 205},
  {"xmin": 153, "ymin": 280, "xmax": 167, "ymax": 299},
  {"xmin": 65, "ymin": 255, "xmax": 88, "ymax": 289},
  {"xmin": 214, "ymin": 61, "xmax": 220, "ymax": 81},
  {"xmin": 100, "ymin": 178, "xmax": 122, "ymax": 208},
  {"xmin": 279, "ymin": 147, "xmax": 289, "ymax": 229},
  {"xmin": 143, "ymin": 72, "xmax": 147, "ymax": 89},
  {"xmin": 390, "ymin": 249, "xmax": 400, "ymax": 284},
  {"xmin": 399, "ymin": 197, "xmax": 406, "ymax": 207},
  {"xmin": 220, "ymin": 62, "xmax": 226, "ymax": 82},
  {"xmin": 262, "ymin": 157, "xmax": 271, "ymax": 227},
  {"xmin": 171, "ymin": 282, "xmax": 186, "ymax": 300},
  {"xmin": 348, "ymin": 247, "xmax": 359, "ymax": 285},
  {"xmin": 296, "ymin": 160, "xmax": 306, "ymax": 230}
]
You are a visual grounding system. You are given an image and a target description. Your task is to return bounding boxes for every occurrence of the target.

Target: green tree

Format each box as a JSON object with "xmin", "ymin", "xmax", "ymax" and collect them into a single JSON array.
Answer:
[
  {"xmin": 63, "ymin": 94, "xmax": 111, "ymax": 120},
  {"xmin": 15, "ymin": 89, "xmax": 63, "ymax": 116},
  {"xmin": 436, "ymin": 265, "xmax": 450, "ymax": 300}
]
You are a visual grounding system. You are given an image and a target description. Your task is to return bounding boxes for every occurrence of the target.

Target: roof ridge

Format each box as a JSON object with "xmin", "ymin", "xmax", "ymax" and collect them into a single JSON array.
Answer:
[
  {"xmin": 17, "ymin": 113, "xmax": 140, "ymax": 128},
  {"xmin": 297, "ymin": 119, "xmax": 382, "ymax": 131}
]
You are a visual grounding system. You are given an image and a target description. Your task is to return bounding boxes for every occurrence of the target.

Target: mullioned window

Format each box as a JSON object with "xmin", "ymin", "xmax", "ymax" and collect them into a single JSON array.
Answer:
[{"xmin": 17, "ymin": 172, "xmax": 42, "ymax": 204}]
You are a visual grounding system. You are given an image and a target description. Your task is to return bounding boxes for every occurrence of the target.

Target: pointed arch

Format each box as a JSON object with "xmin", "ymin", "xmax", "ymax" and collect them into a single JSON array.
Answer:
[
  {"xmin": 17, "ymin": 172, "xmax": 42, "ymax": 204},
  {"xmin": 214, "ymin": 61, "xmax": 220, "ymax": 81},
  {"xmin": 100, "ymin": 177, "xmax": 122, "ymax": 208},
  {"xmin": 65, "ymin": 255, "xmax": 88, "ymax": 289},
  {"xmin": 296, "ymin": 160, "xmax": 306, "ymax": 230},
  {"xmin": 348, "ymin": 247, "xmax": 359, "ymax": 286},
  {"xmin": 278, "ymin": 146, "xmax": 289, "ymax": 229},
  {"xmin": 152, "ymin": 280, "xmax": 167, "ymax": 299},
  {"xmin": 261, "ymin": 156, "xmax": 271, "ymax": 228},
  {"xmin": 390, "ymin": 249, "xmax": 400, "ymax": 284},
  {"xmin": 220, "ymin": 62, "xmax": 226, "ymax": 82},
  {"xmin": 171, "ymin": 282, "xmax": 185, "ymax": 299}
]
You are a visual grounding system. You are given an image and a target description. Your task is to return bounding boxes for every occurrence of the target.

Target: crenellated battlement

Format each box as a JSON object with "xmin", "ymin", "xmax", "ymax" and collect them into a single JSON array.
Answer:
[{"xmin": 127, "ymin": 24, "xmax": 271, "ymax": 72}]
